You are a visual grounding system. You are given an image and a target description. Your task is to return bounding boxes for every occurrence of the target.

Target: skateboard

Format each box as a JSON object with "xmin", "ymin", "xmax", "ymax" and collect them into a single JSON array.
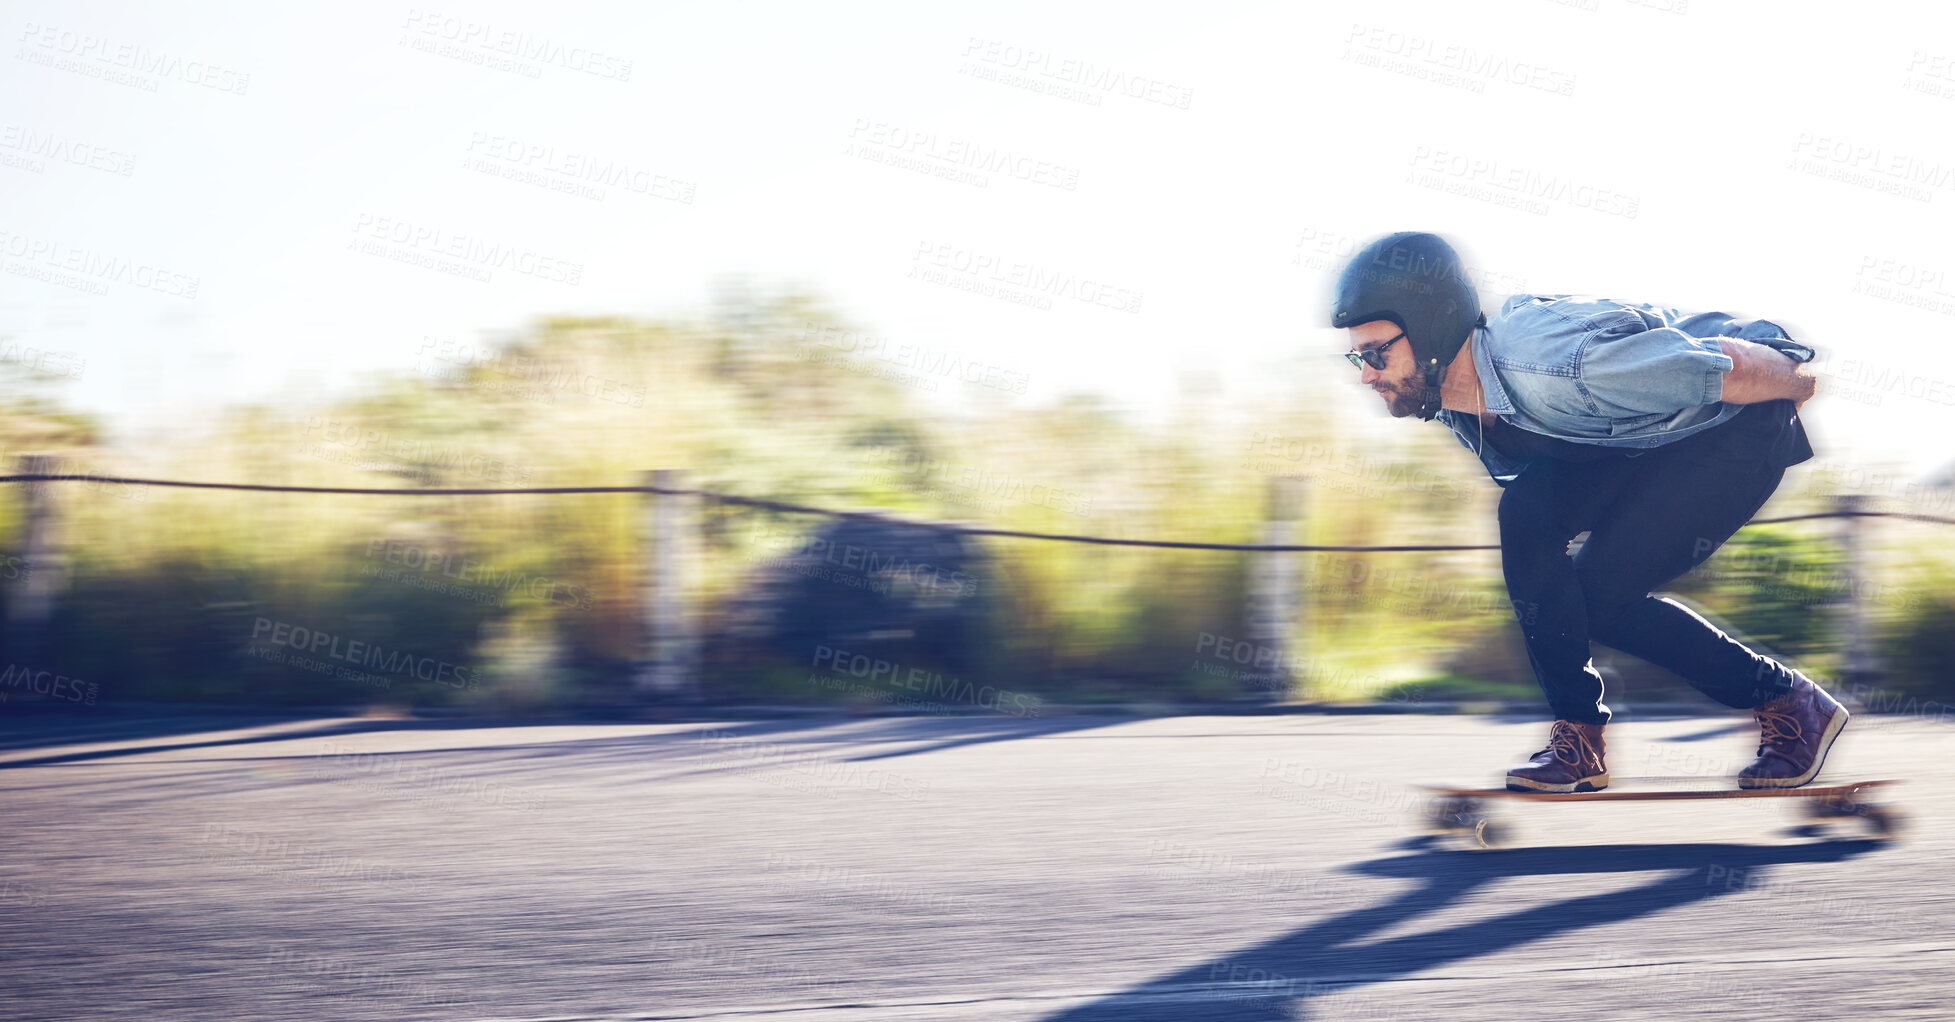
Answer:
[{"xmin": 1416, "ymin": 779, "xmax": 1903, "ymax": 849}]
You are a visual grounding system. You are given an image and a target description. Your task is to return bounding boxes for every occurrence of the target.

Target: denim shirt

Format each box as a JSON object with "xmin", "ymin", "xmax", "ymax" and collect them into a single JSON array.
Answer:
[{"xmin": 1435, "ymin": 294, "xmax": 1817, "ymax": 483}]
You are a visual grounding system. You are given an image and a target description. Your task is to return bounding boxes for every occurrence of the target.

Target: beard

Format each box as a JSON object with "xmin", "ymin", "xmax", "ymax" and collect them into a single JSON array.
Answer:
[{"xmin": 1375, "ymin": 374, "xmax": 1441, "ymax": 418}]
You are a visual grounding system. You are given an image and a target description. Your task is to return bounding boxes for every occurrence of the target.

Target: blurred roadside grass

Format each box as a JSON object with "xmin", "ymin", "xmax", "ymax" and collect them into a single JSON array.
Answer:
[{"xmin": 0, "ymin": 290, "xmax": 1948, "ymax": 711}]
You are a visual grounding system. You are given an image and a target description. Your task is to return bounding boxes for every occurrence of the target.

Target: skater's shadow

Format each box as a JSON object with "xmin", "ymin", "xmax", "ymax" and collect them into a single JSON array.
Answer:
[{"xmin": 1040, "ymin": 838, "xmax": 1883, "ymax": 1021}]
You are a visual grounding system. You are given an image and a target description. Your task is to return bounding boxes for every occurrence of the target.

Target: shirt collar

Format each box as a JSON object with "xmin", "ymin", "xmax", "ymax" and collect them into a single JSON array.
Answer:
[{"xmin": 1468, "ymin": 324, "xmax": 1514, "ymax": 415}]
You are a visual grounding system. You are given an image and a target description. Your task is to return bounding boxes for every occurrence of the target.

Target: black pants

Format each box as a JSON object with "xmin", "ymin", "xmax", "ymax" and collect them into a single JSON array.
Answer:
[{"xmin": 1495, "ymin": 401, "xmax": 1810, "ymax": 725}]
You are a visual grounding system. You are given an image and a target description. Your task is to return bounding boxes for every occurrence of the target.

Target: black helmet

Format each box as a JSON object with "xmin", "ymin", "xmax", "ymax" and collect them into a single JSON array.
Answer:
[{"xmin": 1329, "ymin": 232, "xmax": 1483, "ymax": 420}]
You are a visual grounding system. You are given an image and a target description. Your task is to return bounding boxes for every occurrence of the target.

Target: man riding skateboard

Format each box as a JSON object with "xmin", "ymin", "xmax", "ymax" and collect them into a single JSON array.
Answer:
[{"xmin": 1329, "ymin": 231, "xmax": 1848, "ymax": 793}]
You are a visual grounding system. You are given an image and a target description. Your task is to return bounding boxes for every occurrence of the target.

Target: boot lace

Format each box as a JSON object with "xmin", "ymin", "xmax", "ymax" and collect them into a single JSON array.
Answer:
[
  {"xmin": 1545, "ymin": 720, "xmax": 1599, "ymax": 766},
  {"xmin": 1754, "ymin": 708, "xmax": 1803, "ymax": 753}
]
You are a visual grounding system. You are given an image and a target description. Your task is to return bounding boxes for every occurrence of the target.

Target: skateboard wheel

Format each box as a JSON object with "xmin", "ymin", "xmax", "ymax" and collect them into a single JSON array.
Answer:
[
  {"xmin": 1864, "ymin": 806, "xmax": 1905, "ymax": 839},
  {"xmin": 1471, "ymin": 817, "xmax": 1504, "ymax": 850}
]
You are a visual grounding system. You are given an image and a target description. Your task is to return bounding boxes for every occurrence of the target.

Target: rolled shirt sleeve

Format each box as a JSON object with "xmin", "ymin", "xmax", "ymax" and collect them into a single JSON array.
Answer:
[{"xmin": 1578, "ymin": 310, "xmax": 1735, "ymax": 415}]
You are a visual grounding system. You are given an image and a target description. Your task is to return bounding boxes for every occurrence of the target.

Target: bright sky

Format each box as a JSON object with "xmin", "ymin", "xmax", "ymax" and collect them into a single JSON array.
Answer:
[{"xmin": 4, "ymin": 0, "xmax": 1954, "ymax": 478}]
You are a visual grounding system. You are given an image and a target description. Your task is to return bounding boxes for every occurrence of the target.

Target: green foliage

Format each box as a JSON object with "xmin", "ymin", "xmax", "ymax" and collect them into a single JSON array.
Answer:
[
  {"xmin": 1871, "ymin": 542, "xmax": 1955, "ymax": 704},
  {"xmin": 1879, "ymin": 593, "xmax": 1955, "ymax": 703},
  {"xmin": 3, "ymin": 296, "xmax": 1952, "ymax": 710},
  {"xmin": 1666, "ymin": 525, "xmax": 1845, "ymax": 665}
]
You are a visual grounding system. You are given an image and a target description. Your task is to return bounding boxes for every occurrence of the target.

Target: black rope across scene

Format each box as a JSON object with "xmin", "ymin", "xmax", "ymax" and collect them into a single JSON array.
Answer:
[{"xmin": 0, "ymin": 473, "xmax": 1950, "ymax": 553}]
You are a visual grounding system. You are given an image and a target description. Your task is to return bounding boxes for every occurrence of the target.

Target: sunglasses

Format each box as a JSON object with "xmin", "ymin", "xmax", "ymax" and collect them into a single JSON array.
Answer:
[{"xmin": 1343, "ymin": 331, "xmax": 1405, "ymax": 371}]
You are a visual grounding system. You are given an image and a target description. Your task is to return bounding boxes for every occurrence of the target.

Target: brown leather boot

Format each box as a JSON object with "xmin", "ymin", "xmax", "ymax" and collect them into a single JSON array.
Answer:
[
  {"xmin": 1506, "ymin": 720, "xmax": 1608, "ymax": 793},
  {"xmin": 1737, "ymin": 675, "xmax": 1849, "ymax": 789}
]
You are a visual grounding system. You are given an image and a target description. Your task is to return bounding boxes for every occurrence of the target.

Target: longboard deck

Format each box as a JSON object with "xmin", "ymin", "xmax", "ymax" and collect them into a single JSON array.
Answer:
[{"xmin": 1418, "ymin": 779, "xmax": 1899, "ymax": 803}]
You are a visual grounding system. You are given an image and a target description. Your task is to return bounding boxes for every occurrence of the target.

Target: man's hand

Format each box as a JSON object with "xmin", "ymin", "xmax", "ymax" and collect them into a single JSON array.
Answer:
[{"xmin": 1717, "ymin": 338, "xmax": 1817, "ymax": 407}]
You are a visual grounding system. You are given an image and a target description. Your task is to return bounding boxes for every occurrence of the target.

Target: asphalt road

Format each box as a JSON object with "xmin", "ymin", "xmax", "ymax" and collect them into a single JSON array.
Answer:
[{"xmin": 2, "ymin": 708, "xmax": 1949, "ymax": 1021}]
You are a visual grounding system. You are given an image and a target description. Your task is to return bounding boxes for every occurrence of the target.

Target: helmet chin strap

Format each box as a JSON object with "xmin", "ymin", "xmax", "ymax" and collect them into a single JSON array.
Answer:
[
  {"xmin": 1414, "ymin": 316, "xmax": 1485, "ymax": 421},
  {"xmin": 1413, "ymin": 362, "xmax": 1446, "ymax": 421}
]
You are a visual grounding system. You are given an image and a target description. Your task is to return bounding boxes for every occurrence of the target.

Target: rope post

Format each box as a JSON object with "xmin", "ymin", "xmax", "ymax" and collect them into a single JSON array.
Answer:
[
  {"xmin": 1244, "ymin": 476, "xmax": 1305, "ymax": 701},
  {"xmin": 1837, "ymin": 493, "xmax": 1876, "ymax": 690},
  {"xmin": 636, "ymin": 469, "xmax": 699, "ymax": 699},
  {"xmin": 7, "ymin": 454, "xmax": 64, "ymax": 666}
]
